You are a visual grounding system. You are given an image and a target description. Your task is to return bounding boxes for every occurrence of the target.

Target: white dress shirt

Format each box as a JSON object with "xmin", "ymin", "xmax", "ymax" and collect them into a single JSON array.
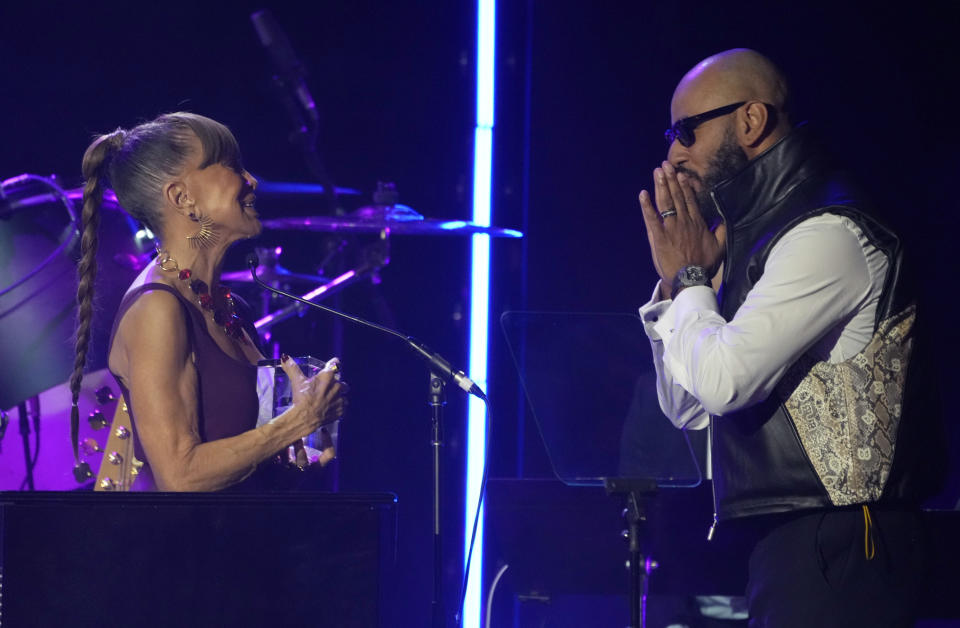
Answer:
[{"xmin": 639, "ymin": 213, "xmax": 889, "ymax": 430}]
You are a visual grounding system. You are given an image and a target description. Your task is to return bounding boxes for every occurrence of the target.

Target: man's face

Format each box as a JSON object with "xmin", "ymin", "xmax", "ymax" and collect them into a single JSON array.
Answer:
[
  {"xmin": 673, "ymin": 122, "xmax": 748, "ymax": 226},
  {"xmin": 665, "ymin": 71, "xmax": 752, "ymax": 226}
]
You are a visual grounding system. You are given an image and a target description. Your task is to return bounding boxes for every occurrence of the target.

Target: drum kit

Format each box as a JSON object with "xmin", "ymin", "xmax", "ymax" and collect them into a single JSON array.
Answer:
[{"xmin": 0, "ymin": 172, "xmax": 522, "ymax": 490}]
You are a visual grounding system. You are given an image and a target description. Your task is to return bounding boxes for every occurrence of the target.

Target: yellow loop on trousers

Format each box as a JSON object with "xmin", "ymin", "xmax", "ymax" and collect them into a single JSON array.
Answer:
[{"xmin": 862, "ymin": 505, "xmax": 876, "ymax": 561}]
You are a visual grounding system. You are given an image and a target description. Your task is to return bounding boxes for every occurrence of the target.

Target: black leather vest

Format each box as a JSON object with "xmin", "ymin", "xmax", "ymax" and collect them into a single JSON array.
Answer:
[{"xmin": 708, "ymin": 126, "xmax": 925, "ymax": 520}]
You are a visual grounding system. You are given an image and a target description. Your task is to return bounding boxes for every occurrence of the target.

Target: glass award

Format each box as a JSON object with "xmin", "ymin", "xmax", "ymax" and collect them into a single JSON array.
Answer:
[{"xmin": 256, "ymin": 356, "xmax": 339, "ymax": 458}]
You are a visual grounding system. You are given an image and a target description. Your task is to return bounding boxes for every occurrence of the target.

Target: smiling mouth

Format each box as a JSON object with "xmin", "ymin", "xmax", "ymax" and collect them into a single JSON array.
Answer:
[{"xmin": 241, "ymin": 196, "xmax": 257, "ymax": 211}]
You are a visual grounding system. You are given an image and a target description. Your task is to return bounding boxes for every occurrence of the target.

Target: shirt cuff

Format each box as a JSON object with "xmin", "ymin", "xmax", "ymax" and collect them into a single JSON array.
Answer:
[
  {"xmin": 671, "ymin": 284, "xmax": 720, "ymax": 321},
  {"xmin": 651, "ymin": 285, "xmax": 718, "ymax": 346},
  {"xmin": 639, "ymin": 281, "xmax": 671, "ymax": 341}
]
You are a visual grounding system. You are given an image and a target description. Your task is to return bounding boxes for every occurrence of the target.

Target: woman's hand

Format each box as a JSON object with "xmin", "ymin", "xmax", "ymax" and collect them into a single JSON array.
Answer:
[
  {"xmin": 285, "ymin": 433, "xmax": 336, "ymax": 469},
  {"xmin": 279, "ymin": 355, "xmax": 348, "ymax": 438}
]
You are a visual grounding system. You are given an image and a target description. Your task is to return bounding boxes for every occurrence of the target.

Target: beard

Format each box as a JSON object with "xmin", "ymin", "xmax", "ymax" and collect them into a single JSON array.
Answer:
[{"xmin": 677, "ymin": 124, "xmax": 749, "ymax": 227}]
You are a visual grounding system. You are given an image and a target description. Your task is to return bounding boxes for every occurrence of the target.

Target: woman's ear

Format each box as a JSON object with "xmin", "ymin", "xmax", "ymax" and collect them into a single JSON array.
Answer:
[{"xmin": 164, "ymin": 181, "xmax": 194, "ymax": 213}]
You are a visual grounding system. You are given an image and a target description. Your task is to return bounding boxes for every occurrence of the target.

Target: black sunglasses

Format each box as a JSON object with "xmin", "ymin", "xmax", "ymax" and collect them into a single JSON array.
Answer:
[{"xmin": 664, "ymin": 101, "xmax": 746, "ymax": 147}]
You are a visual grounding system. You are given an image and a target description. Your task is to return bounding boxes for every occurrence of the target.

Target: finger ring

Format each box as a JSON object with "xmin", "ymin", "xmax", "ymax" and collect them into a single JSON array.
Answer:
[{"xmin": 659, "ymin": 209, "xmax": 678, "ymax": 219}]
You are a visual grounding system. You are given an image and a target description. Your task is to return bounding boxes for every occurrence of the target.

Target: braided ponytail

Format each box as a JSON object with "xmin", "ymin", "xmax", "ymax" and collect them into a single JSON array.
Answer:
[{"xmin": 69, "ymin": 129, "xmax": 125, "ymax": 473}]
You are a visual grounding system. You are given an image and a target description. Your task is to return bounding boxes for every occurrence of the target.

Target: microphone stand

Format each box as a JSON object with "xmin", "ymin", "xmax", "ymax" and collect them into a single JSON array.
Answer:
[
  {"xmin": 429, "ymin": 372, "xmax": 445, "ymax": 628},
  {"xmin": 246, "ymin": 255, "xmax": 485, "ymax": 628}
]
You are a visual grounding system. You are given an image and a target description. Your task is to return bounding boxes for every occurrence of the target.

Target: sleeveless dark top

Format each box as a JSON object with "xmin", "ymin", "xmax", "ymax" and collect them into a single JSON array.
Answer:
[{"xmin": 107, "ymin": 282, "xmax": 259, "ymax": 489}]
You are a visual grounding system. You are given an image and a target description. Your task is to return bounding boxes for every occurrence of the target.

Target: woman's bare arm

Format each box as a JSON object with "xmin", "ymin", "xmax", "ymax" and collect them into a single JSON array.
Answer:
[{"xmin": 112, "ymin": 289, "xmax": 342, "ymax": 491}]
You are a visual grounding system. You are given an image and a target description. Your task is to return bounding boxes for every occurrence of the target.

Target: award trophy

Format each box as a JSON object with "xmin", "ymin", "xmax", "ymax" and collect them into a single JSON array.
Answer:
[{"xmin": 256, "ymin": 356, "xmax": 340, "ymax": 464}]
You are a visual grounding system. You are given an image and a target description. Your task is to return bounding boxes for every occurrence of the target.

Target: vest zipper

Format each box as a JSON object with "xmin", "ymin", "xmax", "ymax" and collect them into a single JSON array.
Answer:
[{"xmin": 708, "ymin": 193, "xmax": 726, "ymax": 541}]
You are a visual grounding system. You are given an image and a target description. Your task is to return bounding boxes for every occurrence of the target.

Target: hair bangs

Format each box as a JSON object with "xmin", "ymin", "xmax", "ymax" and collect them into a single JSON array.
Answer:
[
  {"xmin": 159, "ymin": 112, "xmax": 243, "ymax": 172},
  {"xmin": 192, "ymin": 117, "xmax": 243, "ymax": 171}
]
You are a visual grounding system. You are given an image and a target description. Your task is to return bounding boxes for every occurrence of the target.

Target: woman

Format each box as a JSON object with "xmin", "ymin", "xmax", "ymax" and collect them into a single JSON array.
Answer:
[{"xmin": 69, "ymin": 112, "xmax": 345, "ymax": 491}]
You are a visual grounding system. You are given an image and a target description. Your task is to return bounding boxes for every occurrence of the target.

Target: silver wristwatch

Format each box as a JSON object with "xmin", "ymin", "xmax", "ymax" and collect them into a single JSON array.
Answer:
[{"xmin": 671, "ymin": 265, "xmax": 710, "ymax": 298}]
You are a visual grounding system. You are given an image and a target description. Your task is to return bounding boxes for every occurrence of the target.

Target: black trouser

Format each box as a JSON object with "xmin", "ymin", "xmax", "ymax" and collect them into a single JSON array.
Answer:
[{"xmin": 745, "ymin": 508, "xmax": 923, "ymax": 628}]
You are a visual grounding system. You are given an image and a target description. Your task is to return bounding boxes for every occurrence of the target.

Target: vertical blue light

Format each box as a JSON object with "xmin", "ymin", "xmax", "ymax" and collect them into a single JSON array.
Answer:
[{"xmin": 465, "ymin": 0, "xmax": 494, "ymax": 625}]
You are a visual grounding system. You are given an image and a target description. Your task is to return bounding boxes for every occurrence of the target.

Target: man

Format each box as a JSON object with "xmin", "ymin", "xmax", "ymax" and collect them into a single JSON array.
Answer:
[{"xmin": 638, "ymin": 49, "xmax": 938, "ymax": 626}]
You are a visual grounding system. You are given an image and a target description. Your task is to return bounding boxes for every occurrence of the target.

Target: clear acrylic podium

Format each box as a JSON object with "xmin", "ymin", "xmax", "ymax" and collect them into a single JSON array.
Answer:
[
  {"xmin": 500, "ymin": 311, "xmax": 702, "ymax": 628},
  {"xmin": 500, "ymin": 311, "xmax": 701, "ymax": 488}
]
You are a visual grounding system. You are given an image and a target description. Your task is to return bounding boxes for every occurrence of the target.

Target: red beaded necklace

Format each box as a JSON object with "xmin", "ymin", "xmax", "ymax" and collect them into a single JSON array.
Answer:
[{"xmin": 156, "ymin": 248, "xmax": 247, "ymax": 343}]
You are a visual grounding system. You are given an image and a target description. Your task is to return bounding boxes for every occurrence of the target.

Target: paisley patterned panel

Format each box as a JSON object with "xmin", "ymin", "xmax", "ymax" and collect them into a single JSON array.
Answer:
[{"xmin": 776, "ymin": 305, "xmax": 915, "ymax": 505}]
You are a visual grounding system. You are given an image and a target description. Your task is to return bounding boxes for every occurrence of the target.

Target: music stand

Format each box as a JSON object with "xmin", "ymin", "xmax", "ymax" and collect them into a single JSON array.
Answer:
[{"xmin": 500, "ymin": 311, "xmax": 702, "ymax": 628}]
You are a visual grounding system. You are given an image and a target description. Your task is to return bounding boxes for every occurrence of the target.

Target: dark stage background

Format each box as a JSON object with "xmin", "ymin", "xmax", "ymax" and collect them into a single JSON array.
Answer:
[{"xmin": 2, "ymin": 2, "xmax": 957, "ymax": 626}]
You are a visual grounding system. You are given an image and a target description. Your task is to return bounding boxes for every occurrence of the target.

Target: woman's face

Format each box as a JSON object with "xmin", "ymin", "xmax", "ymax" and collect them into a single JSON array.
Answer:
[{"xmin": 180, "ymin": 151, "xmax": 261, "ymax": 242}]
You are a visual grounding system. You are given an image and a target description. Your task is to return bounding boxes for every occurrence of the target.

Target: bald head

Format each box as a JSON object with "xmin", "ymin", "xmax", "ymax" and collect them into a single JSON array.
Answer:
[
  {"xmin": 663, "ymin": 50, "xmax": 793, "ymax": 220},
  {"xmin": 673, "ymin": 48, "xmax": 789, "ymax": 117},
  {"xmin": 668, "ymin": 49, "xmax": 791, "ymax": 162}
]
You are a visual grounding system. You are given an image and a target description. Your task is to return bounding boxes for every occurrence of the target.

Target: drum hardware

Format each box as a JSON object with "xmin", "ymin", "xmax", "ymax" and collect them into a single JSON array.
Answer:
[
  {"xmin": 0, "ymin": 173, "xmax": 77, "ymax": 220},
  {"xmin": 221, "ymin": 240, "xmax": 387, "ymax": 331},
  {"xmin": 8, "ymin": 396, "xmax": 42, "ymax": 490},
  {"xmin": 252, "ymin": 237, "xmax": 390, "ymax": 332},
  {"xmin": 0, "ymin": 174, "xmax": 78, "ymax": 300},
  {"xmin": 258, "ymin": 178, "xmax": 524, "ymax": 236},
  {"xmin": 255, "ymin": 180, "xmax": 360, "ymax": 197},
  {"xmin": 260, "ymin": 207, "xmax": 523, "ymax": 238},
  {"xmin": 231, "ymin": 179, "xmax": 521, "ymax": 333},
  {"xmin": 259, "ymin": 180, "xmax": 522, "ymax": 237},
  {"xmin": 222, "ymin": 245, "xmax": 330, "ymax": 286},
  {"xmin": 1, "ymin": 179, "xmax": 151, "ymax": 410}
]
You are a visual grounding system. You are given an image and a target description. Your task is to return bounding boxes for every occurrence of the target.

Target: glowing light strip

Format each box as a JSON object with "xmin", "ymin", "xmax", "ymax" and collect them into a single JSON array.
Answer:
[
  {"xmin": 252, "ymin": 270, "xmax": 357, "ymax": 329},
  {"xmin": 464, "ymin": 0, "xmax": 495, "ymax": 625}
]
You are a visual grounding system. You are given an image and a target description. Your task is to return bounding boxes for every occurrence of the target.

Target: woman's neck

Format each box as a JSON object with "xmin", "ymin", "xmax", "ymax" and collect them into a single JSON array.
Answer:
[{"xmin": 156, "ymin": 240, "xmax": 228, "ymax": 291}]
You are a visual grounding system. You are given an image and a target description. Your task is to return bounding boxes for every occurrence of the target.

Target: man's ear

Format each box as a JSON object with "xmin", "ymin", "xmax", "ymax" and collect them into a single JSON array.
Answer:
[{"xmin": 738, "ymin": 100, "xmax": 772, "ymax": 149}]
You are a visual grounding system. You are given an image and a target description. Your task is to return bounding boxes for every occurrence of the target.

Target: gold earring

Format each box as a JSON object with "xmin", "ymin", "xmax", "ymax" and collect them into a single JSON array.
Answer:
[
  {"xmin": 155, "ymin": 245, "xmax": 180, "ymax": 271},
  {"xmin": 186, "ymin": 213, "xmax": 219, "ymax": 249}
]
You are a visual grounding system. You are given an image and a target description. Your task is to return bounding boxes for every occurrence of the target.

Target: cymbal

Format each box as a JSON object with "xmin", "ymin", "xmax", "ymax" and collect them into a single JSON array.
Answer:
[
  {"xmin": 260, "ymin": 205, "xmax": 523, "ymax": 238},
  {"xmin": 222, "ymin": 264, "xmax": 328, "ymax": 285},
  {"xmin": 255, "ymin": 180, "xmax": 361, "ymax": 196}
]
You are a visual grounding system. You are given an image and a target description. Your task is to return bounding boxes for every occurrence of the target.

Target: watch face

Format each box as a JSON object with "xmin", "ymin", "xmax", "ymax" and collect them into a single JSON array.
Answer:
[{"xmin": 681, "ymin": 265, "xmax": 707, "ymax": 284}]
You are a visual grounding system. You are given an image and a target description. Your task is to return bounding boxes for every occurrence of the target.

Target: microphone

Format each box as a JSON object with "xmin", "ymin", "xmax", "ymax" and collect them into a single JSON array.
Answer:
[
  {"xmin": 245, "ymin": 253, "xmax": 487, "ymax": 400},
  {"xmin": 250, "ymin": 10, "xmax": 319, "ymax": 125}
]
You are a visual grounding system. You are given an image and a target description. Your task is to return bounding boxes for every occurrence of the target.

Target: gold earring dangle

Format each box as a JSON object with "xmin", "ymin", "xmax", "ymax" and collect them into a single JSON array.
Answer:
[
  {"xmin": 186, "ymin": 212, "xmax": 219, "ymax": 249},
  {"xmin": 155, "ymin": 245, "xmax": 180, "ymax": 272}
]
